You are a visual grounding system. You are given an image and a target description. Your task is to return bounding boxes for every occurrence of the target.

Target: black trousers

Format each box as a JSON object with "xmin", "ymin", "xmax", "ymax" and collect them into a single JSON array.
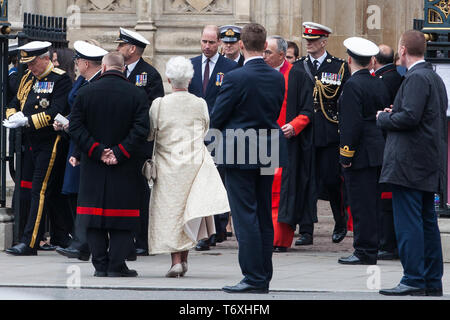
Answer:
[
  {"xmin": 378, "ymin": 197, "xmax": 398, "ymax": 253},
  {"xmin": 214, "ymin": 167, "xmax": 230, "ymax": 237},
  {"xmin": 67, "ymin": 194, "xmax": 90, "ymax": 254},
  {"xmin": 343, "ymin": 166, "xmax": 380, "ymax": 262},
  {"xmin": 87, "ymin": 228, "xmax": 134, "ymax": 273},
  {"xmin": 300, "ymin": 145, "xmax": 346, "ymax": 235},
  {"xmin": 21, "ymin": 136, "xmax": 72, "ymax": 249},
  {"xmin": 134, "ymin": 176, "xmax": 150, "ymax": 251},
  {"xmin": 16, "ymin": 142, "xmax": 34, "ymax": 240},
  {"xmin": 225, "ymin": 168, "xmax": 274, "ymax": 288}
]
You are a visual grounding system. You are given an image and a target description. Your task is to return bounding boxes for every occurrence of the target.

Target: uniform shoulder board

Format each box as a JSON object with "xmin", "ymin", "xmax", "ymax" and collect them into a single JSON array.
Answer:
[
  {"xmin": 52, "ymin": 68, "xmax": 66, "ymax": 75},
  {"xmin": 331, "ymin": 56, "xmax": 346, "ymax": 62}
]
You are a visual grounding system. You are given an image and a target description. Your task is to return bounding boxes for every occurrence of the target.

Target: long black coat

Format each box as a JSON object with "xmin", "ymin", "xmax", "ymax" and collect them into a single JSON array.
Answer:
[
  {"xmin": 378, "ymin": 62, "xmax": 448, "ymax": 194},
  {"xmin": 278, "ymin": 66, "xmax": 316, "ymax": 227},
  {"xmin": 69, "ymin": 70, "xmax": 150, "ymax": 231}
]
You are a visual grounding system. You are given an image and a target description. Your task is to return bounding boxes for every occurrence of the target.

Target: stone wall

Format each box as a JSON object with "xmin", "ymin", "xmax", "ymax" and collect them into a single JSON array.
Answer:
[{"xmin": 8, "ymin": 0, "xmax": 425, "ymax": 79}]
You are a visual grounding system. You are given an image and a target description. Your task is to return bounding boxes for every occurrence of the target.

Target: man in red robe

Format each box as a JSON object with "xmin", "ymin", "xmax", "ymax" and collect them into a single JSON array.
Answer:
[{"xmin": 264, "ymin": 36, "xmax": 311, "ymax": 252}]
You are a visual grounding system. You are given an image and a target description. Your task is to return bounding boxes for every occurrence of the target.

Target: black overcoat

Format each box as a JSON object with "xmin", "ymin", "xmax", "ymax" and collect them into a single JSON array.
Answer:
[
  {"xmin": 378, "ymin": 62, "xmax": 448, "ymax": 194},
  {"xmin": 69, "ymin": 70, "xmax": 150, "ymax": 231},
  {"xmin": 278, "ymin": 65, "xmax": 316, "ymax": 228}
]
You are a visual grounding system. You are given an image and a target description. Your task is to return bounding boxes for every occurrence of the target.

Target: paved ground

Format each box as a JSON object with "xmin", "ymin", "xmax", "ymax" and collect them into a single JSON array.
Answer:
[{"xmin": 0, "ymin": 201, "xmax": 448, "ymax": 303}]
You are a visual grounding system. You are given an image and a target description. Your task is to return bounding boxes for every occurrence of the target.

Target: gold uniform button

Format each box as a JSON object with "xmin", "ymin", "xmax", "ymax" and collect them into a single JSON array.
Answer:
[{"xmin": 35, "ymin": 105, "xmax": 39, "ymax": 109}]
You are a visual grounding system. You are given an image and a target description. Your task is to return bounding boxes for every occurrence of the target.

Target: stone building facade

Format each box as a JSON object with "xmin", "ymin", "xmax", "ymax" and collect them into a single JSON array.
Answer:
[{"xmin": 8, "ymin": 0, "xmax": 425, "ymax": 77}]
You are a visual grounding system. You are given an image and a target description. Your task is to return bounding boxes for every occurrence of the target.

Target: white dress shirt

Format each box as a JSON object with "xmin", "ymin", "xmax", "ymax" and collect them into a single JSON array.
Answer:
[
  {"xmin": 125, "ymin": 59, "xmax": 139, "ymax": 78},
  {"xmin": 202, "ymin": 52, "xmax": 220, "ymax": 81},
  {"xmin": 309, "ymin": 51, "xmax": 328, "ymax": 69}
]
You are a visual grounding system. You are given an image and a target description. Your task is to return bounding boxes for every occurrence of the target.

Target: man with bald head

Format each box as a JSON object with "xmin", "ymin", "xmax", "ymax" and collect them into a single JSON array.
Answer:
[
  {"xmin": 189, "ymin": 25, "xmax": 238, "ymax": 251},
  {"xmin": 373, "ymin": 44, "xmax": 403, "ymax": 262},
  {"xmin": 70, "ymin": 51, "xmax": 150, "ymax": 277},
  {"xmin": 374, "ymin": 44, "xmax": 403, "ymax": 103}
]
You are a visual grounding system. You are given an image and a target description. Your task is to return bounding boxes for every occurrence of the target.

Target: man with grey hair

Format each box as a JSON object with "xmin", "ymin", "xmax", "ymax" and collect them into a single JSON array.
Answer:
[
  {"xmin": 4, "ymin": 41, "xmax": 73, "ymax": 256},
  {"xmin": 263, "ymin": 35, "xmax": 301, "ymax": 253},
  {"xmin": 70, "ymin": 51, "xmax": 150, "ymax": 277}
]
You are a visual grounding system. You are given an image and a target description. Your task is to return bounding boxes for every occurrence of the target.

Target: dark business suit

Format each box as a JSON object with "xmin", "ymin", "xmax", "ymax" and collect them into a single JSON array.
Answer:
[
  {"xmin": 189, "ymin": 54, "xmax": 238, "ymax": 113},
  {"xmin": 378, "ymin": 62, "xmax": 447, "ymax": 290},
  {"xmin": 338, "ymin": 69, "xmax": 390, "ymax": 263},
  {"xmin": 210, "ymin": 58, "xmax": 286, "ymax": 288},
  {"xmin": 375, "ymin": 63, "xmax": 403, "ymax": 256},
  {"xmin": 126, "ymin": 57, "xmax": 164, "ymax": 254},
  {"xmin": 189, "ymin": 54, "xmax": 237, "ymax": 241}
]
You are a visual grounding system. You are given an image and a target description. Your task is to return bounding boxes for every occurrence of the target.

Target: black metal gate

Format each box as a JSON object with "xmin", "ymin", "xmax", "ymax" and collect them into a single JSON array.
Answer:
[{"xmin": 1, "ymin": 0, "xmax": 69, "ymax": 243}]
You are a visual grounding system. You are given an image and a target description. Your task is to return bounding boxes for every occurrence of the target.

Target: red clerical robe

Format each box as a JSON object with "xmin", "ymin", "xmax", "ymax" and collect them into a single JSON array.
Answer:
[{"xmin": 271, "ymin": 60, "xmax": 311, "ymax": 248}]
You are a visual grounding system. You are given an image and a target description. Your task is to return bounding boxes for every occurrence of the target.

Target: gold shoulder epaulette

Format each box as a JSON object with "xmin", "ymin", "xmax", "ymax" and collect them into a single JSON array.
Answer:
[{"xmin": 52, "ymin": 68, "xmax": 66, "ymax": 75}]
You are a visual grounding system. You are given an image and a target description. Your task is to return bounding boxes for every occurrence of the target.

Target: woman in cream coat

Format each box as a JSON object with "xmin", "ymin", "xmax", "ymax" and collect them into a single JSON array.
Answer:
[{"xmin": 148, "ymin": 56, "xmax": 230, "ymax": 277}]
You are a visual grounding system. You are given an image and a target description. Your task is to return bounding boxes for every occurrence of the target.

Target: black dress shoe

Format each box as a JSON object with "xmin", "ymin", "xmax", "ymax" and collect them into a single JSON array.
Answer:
[
  {"xmin": 195, "ymin": 239, "xmax": 210, "ymax": 251},
  {"xmin": 295, "ymin": 233, "xmax": 313, "ymax": 246},
  {"xmin": 94, "ymin": 271, "xmax": 107, "ymax": 277},
  {"xmin": 426, "ymin": 287, "xmax": 443, "ymax": 297},
  {"xmin": 379, "ymin": 283, "xmax": 426, "ymax": 296},
  {"xmin": 136, "ymin": 248, "xmax": 149, "ymax": 256},
  {"xmin": 56, "ymin": 246, "xmax": 80, "ymax": 258},
  {"xmin": 338, "ymin": 254, "xmax": 376, "ymax": 265},
  {"xmin": 6, "ymin": 243, "xmax": 37, "ymax": 256},
  {"xmin": 215, "ymin": 232, "xmax": 227, "ymax": 243},
  {"xmin": 107, "ymin": 268, "xmax": 138, "ymax": 278},
  {"xmin": 39, "ymin": 243, "xmax": 57, "ymax": 251},
  {"xmin": 222, "ymin": 282, "xmax": 269, "ymax": 294},
  {"xmin": 273, "ymin": 246, "xmax": 287, "ymax": 253},
  {"xmin": 377, "ymin": 250, "xmax": 399, "ymax": 260},
  {"xmin": 226, "ymin": 231, "xmax": 233, "ymax": 237},
  {"xmin": 209, "ymin": 234, "xmax": 217, "ymax": 247},
  {"xmin": 332, "ymin": 229, "xmax": 347, "ymax": 243}
]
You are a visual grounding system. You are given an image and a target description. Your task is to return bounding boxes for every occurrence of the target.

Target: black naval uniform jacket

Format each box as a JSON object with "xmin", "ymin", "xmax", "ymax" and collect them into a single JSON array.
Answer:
[
  {"xmin": 127, "ymin": 57, "xmax": 164, "ymax": 105},
  {"xmin": 338, "ymin": 69, "xmax": 390, "ymax": 169},
  {"xmin": 69, "ymin": 70, "xmax": 150, "ymax": 231},
  {"xmin": 294, "ymin": 52, "xmax": 350, "ymax": 147},
  {"xmin": 6, "ymin": 66, "xmax": 72, "ymax": 146},
  {"xmin": 378, "ymin": 62, "xmax": 448, "ymax": 194},
  {"xmin": 375, "ymin": 63, "xmax": 403, "ymax": 104}
]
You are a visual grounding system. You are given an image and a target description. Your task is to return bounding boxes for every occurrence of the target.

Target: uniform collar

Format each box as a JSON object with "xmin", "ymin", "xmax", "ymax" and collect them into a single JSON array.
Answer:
[
  {"xmin": 37, "ymin": 62, "xmax": 54, "ymax": 80},
  {"xmin": 126, "ymin": 58, "xmax": 140, "ymax": 76},
  {"xmin": 309, "ymin": 51, "xmax": 327, "ymax": 67}
]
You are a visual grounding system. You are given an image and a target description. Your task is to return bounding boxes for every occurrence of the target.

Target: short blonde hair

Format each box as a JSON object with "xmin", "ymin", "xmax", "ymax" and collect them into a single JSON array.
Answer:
[
  {"xmin": 165, "ymin": 56, "xmax": 194, "ymax": 89},
  {"xmin": 102, "ymin": 51, "xmax": 124, "ymax": 71}
]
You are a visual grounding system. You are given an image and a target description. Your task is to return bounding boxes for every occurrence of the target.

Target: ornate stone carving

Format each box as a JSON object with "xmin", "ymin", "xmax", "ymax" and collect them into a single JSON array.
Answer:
[
  {"xmin": 74, "ymin": 0, "xmax": 135, "ymax": 13},
  {"xmin": 164, "ymin": 0, "xmax": 233, "ymax": 14}
]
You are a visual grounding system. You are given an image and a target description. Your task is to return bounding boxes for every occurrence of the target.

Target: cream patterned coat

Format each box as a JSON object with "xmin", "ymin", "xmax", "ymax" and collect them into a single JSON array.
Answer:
[{"xmin": 148, "ymin": 91, "xmax": 230, "ymax": 254}]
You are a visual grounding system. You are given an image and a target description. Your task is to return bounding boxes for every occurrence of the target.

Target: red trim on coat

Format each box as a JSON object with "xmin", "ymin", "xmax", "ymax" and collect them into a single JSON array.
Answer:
[
  {"xmin": 381, "ymin": 192, "xmax": 393, "ymax": 200},
  {"xmin": 77, "ymin": 207, "xmax": 140, "ymax": 217},
  {"xmin": 88, "ymin": 143, "xmax": 100, "ymax": 158},
  {"xmin": 21, "ymin": 181, "xmax": 32, "ymax": 189},
  {"xmin": 118, "ymin": 144, "xmax": 130, "ymax": 159}
]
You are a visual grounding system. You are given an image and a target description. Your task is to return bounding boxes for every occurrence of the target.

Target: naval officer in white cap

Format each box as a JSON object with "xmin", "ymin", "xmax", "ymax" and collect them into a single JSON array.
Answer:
[
  {"xmin": 337, "ymin": 37, "xmax": 390, "ymax": 266},
  {"xmin": 4, "ymin": 41, "xmax": 73, "ymax": 255},
  {"xmin": 115, "ymin": 27, "xmax": 164, "ymax": 259},
  {"xmin": 55, "ymin": 40, "xmax": 109, "ymax": 262}
]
